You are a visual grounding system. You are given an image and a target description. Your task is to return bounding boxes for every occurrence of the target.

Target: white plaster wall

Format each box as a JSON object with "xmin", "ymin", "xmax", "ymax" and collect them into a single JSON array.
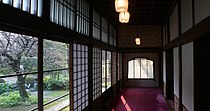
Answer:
[
  {"xmin": 181, "ymin": 0, "xmax": 193, "ymax": 33},
  {"xmin": 173, "ymin": 47, "xmax": 179, "ymax": 97},
  {"xmin": 163, "ymin": 51, "xmax": 166, "ymax": 82},
  {"xmin": 170, "ymin": 4, "xmax": 179, "ymax": 41},
  {"xmin": 194, "ymin": 0, "xmax": 210, "ymax": 24},
  {"xmin": 163, "ymin": 24, "xmax": 166, "ymax": 46},
  {"xmin": 182, "ymin": 42, "xmax": 194, "ymax": 111}
]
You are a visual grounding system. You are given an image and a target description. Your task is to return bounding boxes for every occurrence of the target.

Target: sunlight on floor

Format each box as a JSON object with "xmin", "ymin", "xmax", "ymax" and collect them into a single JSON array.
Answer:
[{"xmin": 120, "ymin": 95, "xmax": 132, "ymax": 111}]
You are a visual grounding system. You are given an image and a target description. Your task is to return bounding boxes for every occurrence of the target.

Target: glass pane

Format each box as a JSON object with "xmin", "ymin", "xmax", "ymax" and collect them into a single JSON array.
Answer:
[
  {"xmin": 4, "ymin": 0, "xmax": 42, "ymax": 17},
  {"xmin": 112, "ymin": 52, "xmax": 116, "ymax": 85},
  {"xmin": 43, "ymin": 40, "xmax": 69, "ymax": 70},
  {"xmin": 128, "ymin": 61, "xmax": 133, "ymax": 78},
  {"xmin": 102, "ymin": 31, "xmax": 108, "ymax": 43},
  {"xmin": 148, "ymin": 60, "xmax": 154, "ymax": 78},
  {"xmin": 31, "ymin": 0, "xmax": 38, "ymax": 15},
  {"xmin": 38, "ymin": 0, "xmax": 43, "ymax": 17},
  {"xmin": 59, "ymin": 3, "xmax": 63, "ymax": 25},
  {"xmin": 106, "ymin": 51, "xmax": 111, "ymax": 88},
  {"xmin": 0, "ymin": 30, "xmax": 38, "ymax": 111},
  {"xmin": 102, "ymin": 50, "xmax": 106, "ymax": 92},
  {"xmin": 73, "ymin": 43, "xmax": 88, "ymax": 111},
  {"xmin": 43, "ymin": 40, "xmax": 69, "ymax": 110},
  {"xmin": 134, "ymin": 59, "xmax": 140, "ymax": 78},
  {"xmin": 2, "ymin": 0, "xmax": 12, "ymax": 5},
  {"xmin": 23, "ymin": 0, "xmax": 30, "ymax": 12},
  {"xmin": 0, "ymin": 30, "xmax": 38, "ymax": 74},
  {"xmin": 141, "ymin": 59, "xmax": 148, "ymax": 78},
  {"xmin": 43, "ymin": 70, "xmax": 69, "ymax": 110},
  {"xmin": 128, "ymin": 58, "xmax": 154, "ymax": 79},
  {"xmin": 92, "ymin": 48, "xmax": 101, "ymax": 99},
  {"xmin": 13, "ymin": 0, "xmax": 21, "ymax": 8},
  {"xmin": 0, "ymin": 76, "xmax": 38, "ymax": 111}
]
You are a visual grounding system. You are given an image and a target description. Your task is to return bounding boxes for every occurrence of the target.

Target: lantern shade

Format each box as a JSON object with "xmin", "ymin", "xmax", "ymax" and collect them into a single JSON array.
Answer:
[
  {"xmin": 135, "ymin": 37, "xmax": 141, "ymax": 45},
  {"xmin": 115, "ymin": 0, "xmax": 128, "ymax": 12},
  {"xmin": 119, "ymin": 12, "xmax": 130, "ymax": 23}
]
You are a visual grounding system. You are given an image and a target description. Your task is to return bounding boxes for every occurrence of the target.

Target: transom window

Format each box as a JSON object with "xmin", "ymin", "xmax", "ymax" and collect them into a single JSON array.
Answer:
[
  {"xmin": 128, "ymin": 58, "xmax": 154, "ymax": 79},
  {"xmin": 1, "ymin": 0, "xmax": 43, "ymax": 17}
]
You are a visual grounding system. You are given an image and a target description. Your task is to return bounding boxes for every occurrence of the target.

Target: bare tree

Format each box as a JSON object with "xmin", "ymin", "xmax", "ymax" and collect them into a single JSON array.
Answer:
[
  {"xmin": 0, "ymin": 31, "xmax": 38, "ymax": 99},
  {"xmin": 43, "ymin": 40, "xmax": 69, "ymax": 80}
]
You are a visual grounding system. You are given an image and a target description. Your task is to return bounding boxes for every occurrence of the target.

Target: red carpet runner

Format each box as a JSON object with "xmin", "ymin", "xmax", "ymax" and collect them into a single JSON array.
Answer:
[{"xmin": 111, "ymin": 87, "xmax": 170, "ymax": 111}]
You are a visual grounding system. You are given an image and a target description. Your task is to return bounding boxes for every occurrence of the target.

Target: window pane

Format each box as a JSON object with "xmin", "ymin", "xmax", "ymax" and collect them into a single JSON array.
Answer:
[
  {"xmin": 128, "ymin": 58, "xmax": 154, "ymax": 79},
  {"xmin": 43, "ymin": 40, "xmax": 69, "ymax": 70},
  {"xmin": 102, "ymin": 50, "xmax": 106, "ymax": 92},
  {"xmin": 118, "ymin": 53, "xmax": 123, "ymax": 80},
  {"xmin": 73, "ymin": 44, "xmax": 88, "ymax": 111},
  {"xmin": 23, "ymin": 0, "xmax": 30, "ymax": 12},
  {"xmin": 0, "ymin": 75, "xmax": 38, "ymax": 111},
  {"xmin": 13, "ymin": 0, "xmax": 21, "ymax": 8},
  {"xmin": 31, "ymin": 0, "xmax": 38, "ymax": 15},
  {"xmin": 101, "ymin": 17, "xmax": 108, "ymax": 43},
  {"xmin": 140, "ymin": 59, "xmax": 148, "ymax": 78},
  {"xmin": 106, "ymin": 51, "xmax": 111, "ymax": 89},
  {"xmin": 112, "ymin": 52, "xmax": 116, "ymax": 85},
  {"xmin": 50, "ymin": 0, "xmax": 75, "ymax": 30},
  {"xmin": 113, "ymin": 29, "xmax": 117, "ymax": 46},
  {"xmin": 2, "ymin": 0, "xmax": 12, "ymax": 5},
  {"xmin": 43, "ymin": 40, "xmax": 69, "ymax": 110},
  {"xmin": 148, "ymin": 60, "xmax": 154, "ymax": 78},
  {"xmin": 93, "ymin": 9, "xmax": 100, "ymax": 40},
  {"xmin": 76, "ymin": 0, "xmax": 89, "ymax": 36},
  {"xmin": 2, "ymin": 0, "xmax": 42, "ymax": 17},
  {"xmin": 128, "ymin": 61, "xmax": 133, "ymax": 78},
  {"xmin": 134, "ymin": 59, "xmax": 140, "ymax": 78},
  {"xmin": 37, "ymin": 0, "xmax": 43, "ymax": 17},
  {"xmin": 0, "ymin": 30, "xmax": 38, "ymax": 111},
  {"xmin": 93, "ymin": 47, "xmax": 101, "ymax": 100}
]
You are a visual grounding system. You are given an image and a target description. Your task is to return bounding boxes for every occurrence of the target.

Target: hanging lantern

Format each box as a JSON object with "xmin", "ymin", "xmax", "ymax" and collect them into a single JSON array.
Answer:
[
  {"xmin": 135, "ymin": 37, "xmax": 141, "ymax": 45},
  {"xmin": 135, "ymin": 26, "xmax": 141, "ymax": 45},
  {"xmin": 119, "ymin": 11, "xmax": 130, "ymax": 23},
  {"xmin": 115, "ymin": 0, "xmax": 129, "ymax": 12}
]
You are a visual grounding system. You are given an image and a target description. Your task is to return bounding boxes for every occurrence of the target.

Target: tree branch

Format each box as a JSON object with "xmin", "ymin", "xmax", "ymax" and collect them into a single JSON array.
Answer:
[{"xmin": 1, "ymin": 50, "xmax": 14, "ymax": 61}]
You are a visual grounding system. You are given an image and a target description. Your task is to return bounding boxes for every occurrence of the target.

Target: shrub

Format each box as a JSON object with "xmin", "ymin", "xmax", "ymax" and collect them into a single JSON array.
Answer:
[
  {"xmin": 43, "ymin": 76, "xmax": 51, "ymax": 90},
  {"xmin": 25, "ymin": 76, "xmax": 35, "ymax": 88},
  {"xmin": 0, "ymin": 91, "xmax": 38, "ymax": 107},
  {"xmin": 46, "ymin": 79, "xmax": 65, "ymax": 90},
  {"xmin": 0, "ymin": 78, "xmax": 5, "ymax": 83},
  {"xmin": 43, "ymin": 76, "xmax": 69, "ymax": 90},
  {"xmin": 0, "ymin": 83, "xmax": 14, "ymax": 95}
]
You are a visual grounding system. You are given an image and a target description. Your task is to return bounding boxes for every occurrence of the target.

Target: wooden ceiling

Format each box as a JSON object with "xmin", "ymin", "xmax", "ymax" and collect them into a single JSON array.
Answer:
[{"xmin": 92, "ymin": 0, "xmax": 175, "ymax": 25}]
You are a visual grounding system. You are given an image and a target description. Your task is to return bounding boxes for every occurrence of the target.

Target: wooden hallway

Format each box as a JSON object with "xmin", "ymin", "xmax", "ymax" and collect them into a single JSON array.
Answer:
[{"xmin": 111, "ymin": 88, "xmax": 170, "ymax": 111}]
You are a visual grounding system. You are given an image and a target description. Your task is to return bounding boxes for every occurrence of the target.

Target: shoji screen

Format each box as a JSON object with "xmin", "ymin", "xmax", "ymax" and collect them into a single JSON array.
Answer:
[
  {"xmin": 112, "ymin": 52, "xmax": 117, "ymax": 85},
  {"xmin": 118, "ymin": 53, "xmax": 122, "ymax": 80},
  {"xmin": 101, "ymin": 17, "xmax": 108, "ymax": 43},
  {"xmin": 50, "ymin": 0, "xmax": 75, "ymax": 30},
  {"xmin": 93, "ymin": 9, "xmax": 100, "ymax": 40},
  {"xmin": 76, "ymin": 0, "xmax": 89, "ymax": 36},
  {"xmin": 1, "ymin": 0, "xmax": 43, "ymax": 17},
  {"xmin": 73, "ymin": 43, "xmax": 88, "ymax": 111},
  {"xmin": 92, "ymin": 47, "xmax": 102, "ymax": 100}
]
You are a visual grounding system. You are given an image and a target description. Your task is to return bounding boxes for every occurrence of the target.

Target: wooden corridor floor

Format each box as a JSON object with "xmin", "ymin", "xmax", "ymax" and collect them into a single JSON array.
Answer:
[{"xmin": 111, "ymin": 87, "xmax": 170, "ymax": 111}]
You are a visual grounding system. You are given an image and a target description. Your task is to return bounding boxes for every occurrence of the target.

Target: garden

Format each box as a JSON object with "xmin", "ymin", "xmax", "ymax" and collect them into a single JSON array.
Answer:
[
  {"xmin": 0, "ymin": 31, "xmax": 70, "ymax": 111},
  {"xmin": 0, "ymin": 74, "xmax": 69, "ymax": 111}
]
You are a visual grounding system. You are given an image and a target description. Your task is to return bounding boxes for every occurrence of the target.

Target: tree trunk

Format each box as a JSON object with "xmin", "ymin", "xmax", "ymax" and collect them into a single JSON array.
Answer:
[
  {"xmin": 17, "ymin": 75, "xmax": 29, "ymax": 99},
  {"xmin": 14, "ymin": 59, "xmax": 29, "ymax": 99}
]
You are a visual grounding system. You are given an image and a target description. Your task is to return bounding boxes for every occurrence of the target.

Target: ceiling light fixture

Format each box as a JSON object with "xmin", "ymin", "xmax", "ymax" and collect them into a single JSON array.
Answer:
[
  {"xmin": 135, "ymin": 26, "xmax": 141, "ymax": 45},
  {"xmin": 119, "ymin": 11, "xmax": 130, "ymax": 23},
  {"xmin": 135, "ymin": 37, "xmax": 141, "ymax": 45},
  {"xmin": 115, "ymin": 0, "xmax": 129, "ymax": 12}
]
